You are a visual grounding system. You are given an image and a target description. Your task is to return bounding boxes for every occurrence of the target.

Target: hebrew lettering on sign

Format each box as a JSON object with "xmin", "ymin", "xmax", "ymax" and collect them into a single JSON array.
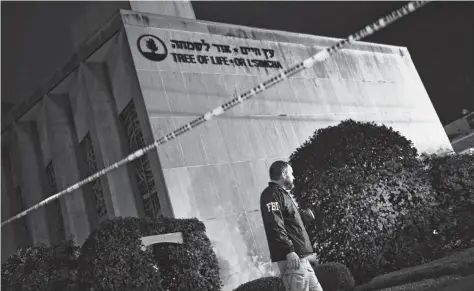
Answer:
[
  {"xmin": 171, "ymin": 39, "xmax": 211, "ymax": 52},
  {"xmin": 140, "ymin": 34, "xmax": 283, "ymax": 70}
]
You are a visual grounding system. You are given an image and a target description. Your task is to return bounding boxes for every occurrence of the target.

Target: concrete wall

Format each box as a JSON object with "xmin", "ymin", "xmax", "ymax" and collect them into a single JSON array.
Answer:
[{"xmin": 122, "ymin": 11, "xmax": 453, "ymax": 290}]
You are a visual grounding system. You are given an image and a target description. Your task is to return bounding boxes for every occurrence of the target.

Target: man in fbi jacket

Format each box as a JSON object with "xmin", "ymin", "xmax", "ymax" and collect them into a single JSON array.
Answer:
[{"xmin": 260, "ymin": 161, "xmax": 323, "ymax": 291}]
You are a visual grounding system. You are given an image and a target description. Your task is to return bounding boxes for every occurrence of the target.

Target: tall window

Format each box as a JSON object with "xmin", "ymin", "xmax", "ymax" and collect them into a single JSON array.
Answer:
[
  {"xmin": 45, "ymin": 162, "xmax": 66, "ymax": 241},
  {"xmin": 120, "ymin": 101, "xmax": 162, "ymax": 218},
  {"xmin": 80, "ymin": 133, "xmax": 108, "ymax": 223}
]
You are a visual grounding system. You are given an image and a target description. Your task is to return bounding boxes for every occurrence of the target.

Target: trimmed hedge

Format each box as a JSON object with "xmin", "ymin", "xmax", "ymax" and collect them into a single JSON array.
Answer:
[
  {"xmin": 1, "ymin": 239, "xmax": 79, "ymax": 291},
  {"xmin": 76, "ymin": 217, "xmax": 160, "ymax": 291},
  {"xmin": 76, "ymin": 216, "xmax": 221, "ymax": 291},
  {"xmin": 381, "ymin": 153, "xmax": 474, "ymax": 274},
  {"xmin": 289, "ymin": 119, "xmax": 432, "ymax": 283},
  {"xmin": 289, "ymin": 120, "xmax": 474, "ymax": 283},
  {"xmin": 423, "ymin": 153, "xmax": 474, "ymax": 251},
  {"xmin": 314, "ymin": 262, "xmax": 356, "ymax": 291},
  {"xmin": 148, "ymin": 217, "xmax": 221, "ymax": 291},
  {"xmin": 233, "ymin": 262, "xmax": 355, "ymax": 291},
  {"xmin": 423, "ymin": 152, "xmax": 474, "ymax": 208},
  {"xmin": 233, "ymin": 277, "xmax": 283, "ymax": 291}
]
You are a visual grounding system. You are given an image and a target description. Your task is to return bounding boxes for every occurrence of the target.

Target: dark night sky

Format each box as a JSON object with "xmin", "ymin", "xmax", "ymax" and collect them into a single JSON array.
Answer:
[{"xmin": 192, "ymin": 1, "xmax": 474, "ymax": 125}]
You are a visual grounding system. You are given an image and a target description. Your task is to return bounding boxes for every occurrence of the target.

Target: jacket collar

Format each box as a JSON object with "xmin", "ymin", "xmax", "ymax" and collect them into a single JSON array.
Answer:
[{"xmin": 269, "ymin": 181, "xmax": 290, "ymax": 193}]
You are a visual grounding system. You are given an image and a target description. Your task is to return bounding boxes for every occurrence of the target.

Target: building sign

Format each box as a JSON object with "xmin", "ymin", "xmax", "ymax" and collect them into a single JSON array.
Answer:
[
  {"xmin": 137, "ymin": 35, "xmax": 168, "ymax": 62},
  {"xmin": 137, "ymin": 34, "xmax": 283, "ymax": 70}
]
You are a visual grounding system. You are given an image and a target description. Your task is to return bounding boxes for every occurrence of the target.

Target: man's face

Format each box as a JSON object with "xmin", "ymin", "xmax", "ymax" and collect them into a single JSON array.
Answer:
[{"xmin": 282, "ymin": 165, "xmax": 295, "ymax": 190}]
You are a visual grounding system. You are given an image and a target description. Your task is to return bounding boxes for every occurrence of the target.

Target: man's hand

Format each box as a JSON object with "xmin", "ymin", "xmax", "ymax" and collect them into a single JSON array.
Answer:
[
  {"xmin": 300, "ymin": 209, "xmax": 315, "ymax": 226},
  {"xmin": 306, "ymin": 253, "xmax": 319, "ymax": 265},
  {"xmin": 286, "ymin": 252, "xmax": 300, "ymax": 269}
]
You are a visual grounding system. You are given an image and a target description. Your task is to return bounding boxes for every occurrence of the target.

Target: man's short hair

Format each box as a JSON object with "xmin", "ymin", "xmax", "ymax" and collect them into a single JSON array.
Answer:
[{"xmin": 269, "ymin": 161, "xmax": 290, "ymax": 181}]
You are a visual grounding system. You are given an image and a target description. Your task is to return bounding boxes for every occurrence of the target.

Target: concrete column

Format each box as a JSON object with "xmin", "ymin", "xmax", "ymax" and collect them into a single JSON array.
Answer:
[
  {"xmin": 105, "ymin": 30, "xmax": 174, "ymax": 218},
  {"xmin": 45, "ymin": 94, "xmax": 92, "ymax": 245},
  {"xmin": 81, "ymin": 62, "xmax": 140, "ymax": 218},
  {"xmin": 2, "ymin": 159, "xmax": 19, "ymax": 262},
  {"xmin": 13, "ymin": 122, "xmax": 51, "ymax": 245},
  {"xmin": 2, "ymin": 133, "xmax": 31, "ymax": 251},
  {"xmin": 70, "ymin": 70, "xmax": 117, "ymax": 224}
]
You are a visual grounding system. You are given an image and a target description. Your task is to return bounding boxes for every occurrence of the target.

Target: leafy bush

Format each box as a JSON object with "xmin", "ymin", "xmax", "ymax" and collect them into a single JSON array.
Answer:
[
  {"xmin": 1, "ymin": 239, "xmax": 79, "ymax": 291},
  {"xmin": 382, "ymin": 153, "xmax": 474, "ymax": 273},
  {"xmin": 233, "ymin": 262, "xmax": 355, "ymax": 291},
  {"xmin": 387, "ymin": 153, "xmax": 474, "ymax": 263},
  {"xmin": 289, "ymin": 120, "xmax": 433, "ymax": 283},
  {"xmin": 148, "ymin": 217, "xmax": 221, "ymax": 291},
  {"xmin": 76, "ymin": 217, "xmax": 159, "ymax": 291},
  {"xmin": 381, "ymin": 207, "xmax": 448, "ymax": 273},
  {"xmin": 424, "ymin": 152, "xmax": 474, "ymax": 249},
  {"xmin": 424, "ymin": 152, "xmax": 474, "ymax": 207},
  {"xmin": 76, "ymin": 216, "xmax": 221, "ymax": 291},
  {"xmin": 313, "ymin": 262, "xmax": 356, "ymax": 291},
  {"xmin": 434, "ymin": 153, "xmax": 474, "ymax": 246},
  {"xmin": 233, "ymin": 277, "xmax": 283, "ymax": 291}
]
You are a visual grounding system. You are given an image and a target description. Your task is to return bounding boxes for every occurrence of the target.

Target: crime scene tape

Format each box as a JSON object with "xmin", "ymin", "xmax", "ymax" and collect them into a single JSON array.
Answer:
[{"xmin": 1, "ymin": 1, "xmax": 431, "ymax": 227}]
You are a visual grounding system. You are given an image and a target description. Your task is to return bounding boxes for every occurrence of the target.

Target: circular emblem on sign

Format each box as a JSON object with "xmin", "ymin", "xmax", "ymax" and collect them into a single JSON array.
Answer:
[{"xmin": 137, "ymin": 34, "xmax": 168, "ymax": 62}]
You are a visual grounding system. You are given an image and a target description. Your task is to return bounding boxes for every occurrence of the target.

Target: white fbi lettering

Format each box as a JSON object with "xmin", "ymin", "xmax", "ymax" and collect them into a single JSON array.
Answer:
[{"xmin": 266, "ymin": 202, "xmax": 280, "ymax": 212}]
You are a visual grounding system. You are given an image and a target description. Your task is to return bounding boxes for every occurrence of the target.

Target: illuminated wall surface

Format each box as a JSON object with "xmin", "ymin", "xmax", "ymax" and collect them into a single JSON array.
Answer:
[
  {"xmin": 123, "ymin": 11, "xmax": 452, "ymax": 289},
  {"xmin": 1, "ymin": 8, "xmax": 452, "ymax": 291}
]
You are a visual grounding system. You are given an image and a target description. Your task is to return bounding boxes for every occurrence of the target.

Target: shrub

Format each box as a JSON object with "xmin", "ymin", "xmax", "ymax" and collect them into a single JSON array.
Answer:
[
  {"xmin": 147, "ymin": 217, "xmax": 221, "ymax": 291},
  {"xmin": 1, "ymin": 238, "xmax": 79, "ymax": 291},
  {"xmin": 380, "ymin": 153, "xmax": 474, "ymax": 274},
  {"xmin": 233, "ymin": 277, "xmax": 283, "ymax": 291},
  {"xmin": 76, "ymin": 216, "xmax": 221, "ymax": 291},
  {"xmin": 380, "ymin": 207, "xmax": 448, "ymax": 273},
  {"xmin": 289, "ymin": 119, "xmax": 433, "ymax": 283},
  {"xmin": 313, "ymin": 262, "xmax": 356, "ymax": 291},
  {"xmin": 386, "ymin": 153, "xmax": 474, "ymax": 262},
  {"xmin": 76, "ymin": 217, "xmax": 159, "ymax": 291},
  {"xmin": 290, "ymin": 119, "xmax": 418, "ymax": 184},
  {"xmin": 233, "ymin": 262, "xmax": 355, "ymax": 291},
  {"xmin": 424, "ymin": 152, "xmax": 474, "ymax": 207}
]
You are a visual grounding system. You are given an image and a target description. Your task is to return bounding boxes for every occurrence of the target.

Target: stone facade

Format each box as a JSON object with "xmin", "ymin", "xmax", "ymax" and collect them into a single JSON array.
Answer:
[{"xmin": 1, "ymin": 7, "xmax": 452, "ymax": 291}]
